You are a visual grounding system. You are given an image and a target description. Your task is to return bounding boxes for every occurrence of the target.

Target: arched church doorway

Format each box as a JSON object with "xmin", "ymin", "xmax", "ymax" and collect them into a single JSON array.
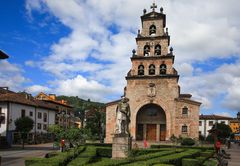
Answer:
[{"xmin": 136, "ymin": 104, "xmax": 166, "ymax": 141}]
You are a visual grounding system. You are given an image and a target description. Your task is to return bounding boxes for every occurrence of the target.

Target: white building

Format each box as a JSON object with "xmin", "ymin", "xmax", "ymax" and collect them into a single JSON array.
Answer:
[
  {"xmin": 0, "ymin": 88, "xmax": 63, "ymax": 145},
  {"xmin": 199, "ymin": 114, "xmax": 233, "ymax": 137}
]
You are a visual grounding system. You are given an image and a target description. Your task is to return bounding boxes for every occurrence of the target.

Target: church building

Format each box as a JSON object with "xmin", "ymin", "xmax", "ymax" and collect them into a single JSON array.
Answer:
[{"xmin": 105, "ymin": 3, "xmax": 201, "ymax": 143}]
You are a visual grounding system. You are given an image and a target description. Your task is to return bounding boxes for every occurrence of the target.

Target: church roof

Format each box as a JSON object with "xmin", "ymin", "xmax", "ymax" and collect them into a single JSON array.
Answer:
[
  {"xmin": 175, "ymin": 97, "xmax": 201, "ymax": 106},
  {"xmin": 106, "ymin": 99, "xmax": 121, "ymax": 107}
]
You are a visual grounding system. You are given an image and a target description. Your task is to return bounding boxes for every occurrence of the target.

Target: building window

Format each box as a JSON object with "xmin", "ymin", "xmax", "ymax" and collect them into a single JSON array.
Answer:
[
  {"xmin": 199, "ymin": 121, "xmax": 202, "ymax": 126},
  {"xmin": 182, "ymin": 106, "xmax": 188, "ymax": 115},
  {"xmin": 221, "ymin": 121, "xmax": 225, "ymax": 124},
  {"xmin": 144, "ymin": 45, "xmax": 150, "ymax": 56},
  {"xmin": 149, "ymin": 25, "xmax": 156, "ymax": 35},
  {"xmin": 209, "ymin": 121, "xmax": 214, "ymax": 126},
  {"xmin": 155, "ymin": 44, "xmax": 161, "ymax": 55},
  {"xmin": 37, "ymin": 123, "xmax": 41, "ymax": 130},
  {"xmin": 21, "ymin": 109, "xmax": 26, "ymax": 118},
  {"xmin": 160, "ymin": 64, "xmax": 167, "ymax": 75},
  {"xmin": 149, "ymin": 64, "xmax": 155, "ymax": 75},
  {"xmin": 29, "ymin": 111, "xmax": 33, "ymax": 117},
  {"xmin": 138, "ymin": 65, "xmax": 144, "ymax": 75},
  {"xmin": 43, "ymin": 124, "xmax": 47, "ymax": 130},
  {"xmin": 182, "ymin": 125, "xmax": 188, "ymax": 133},
  {"xmin": 43, "ymin": 113, "xmax": 47, "ymax": 122},
  {"xmin": 38, "ymin": 112, "xmax": 42, "ymax": 119}
]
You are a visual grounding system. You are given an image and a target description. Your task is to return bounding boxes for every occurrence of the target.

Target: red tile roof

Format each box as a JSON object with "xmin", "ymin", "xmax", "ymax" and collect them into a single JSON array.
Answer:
[
  {"xmin": 0, "ymin": 89, "xmax": 58, "ymax": 110},
  {"xmin": 199, "ymin": 114, "xmax": 233, "ymax": 120}
]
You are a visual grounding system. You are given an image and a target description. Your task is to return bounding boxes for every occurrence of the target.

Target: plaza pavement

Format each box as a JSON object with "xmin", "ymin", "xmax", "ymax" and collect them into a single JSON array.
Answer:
[
  {"xmin": 226, "ymin": 143, "xmax": 240, "ymax": 166},
  {"xmin": 0, "ymin": 143, "xmax": 57, "ymax": 166}
]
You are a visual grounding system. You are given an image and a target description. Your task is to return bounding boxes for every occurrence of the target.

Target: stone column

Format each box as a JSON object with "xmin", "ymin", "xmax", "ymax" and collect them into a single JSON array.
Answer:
[
  {"xmin": 157, "ymin": 124, "xmax": 160, "ymax": 141},
  {"xmin": 143, "ymin": 124, "xmax": 147, "ymax": 140}
]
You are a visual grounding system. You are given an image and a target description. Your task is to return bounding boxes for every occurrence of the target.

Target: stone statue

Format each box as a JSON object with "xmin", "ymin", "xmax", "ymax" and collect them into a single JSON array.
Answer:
[{"xmin": 115, "ymin": 96, "xmax": 130, "ymax": 135}]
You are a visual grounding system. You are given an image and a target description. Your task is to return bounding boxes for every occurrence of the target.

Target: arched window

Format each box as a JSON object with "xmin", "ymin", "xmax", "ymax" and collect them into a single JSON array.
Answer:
[
  {"xmin": 149, "ymin": 25, "xmax": 156, "ymax": 36},
  {"xmin": 155, "ymin": 44, "xmax": 161, "ymax": 55},
  {"xmin": 160, "ymin": 64, "xmax": 167, "ymax": 75},
  {"xmin": 138, "ymin": 65, "xmax": 144, "ymax": 75},
  {"xmin": 149, "ymin": 64, "xmax": 155, "ymax": 75},
  {"xmin": 144, "ymin": 45, "xmax": 150, "ymax": 56},
  {"xmin": 182, "ymin": 125, "xmax": 188, "ymax": 133},
  {"xmin": 182, "ymin": 106, "xmax": 188, "ymax": 115}
]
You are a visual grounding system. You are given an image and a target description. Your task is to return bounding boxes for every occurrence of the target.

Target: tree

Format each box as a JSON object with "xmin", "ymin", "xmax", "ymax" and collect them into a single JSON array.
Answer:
[
  {"xmin": 48, "ymin": 124, "xmax": 90, "ymax": 147},
  {"xmin": 210, "ymin": 123, "xmax": 232, "ymax": 142},
  {"xmin": 15, "ymin": 117, "xmax": 34, "ymax": 149}
]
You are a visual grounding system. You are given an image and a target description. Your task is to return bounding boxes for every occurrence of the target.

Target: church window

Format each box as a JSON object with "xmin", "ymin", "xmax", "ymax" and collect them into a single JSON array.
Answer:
[
  {"xmin": 160, "ymin": 64, "xmax": 167, "ymax": 75},
  {"xmin": 138, "ymin": 65, "xmax": 144, "ymax": 75},
  {"xmin": 182, "ymin": 125, "xmax": 188, "ymax": 133},
  {"xmin": 149, "ymin": 64, "xmax": 155, "ymax": 75},
  {"xmin": 144, "ymin": 45, "xmax": 150, "ymax": 56},
  {"xmin": 155, "ymin": 44, "xmax": 161, "ymax": 55},
  {"xmin": 182, "ymin": 106, "xmax": 188, "ymax": 115},
  {"xmin": 149, "ymin": 25, "xmax": 156, "ymax": 36}
]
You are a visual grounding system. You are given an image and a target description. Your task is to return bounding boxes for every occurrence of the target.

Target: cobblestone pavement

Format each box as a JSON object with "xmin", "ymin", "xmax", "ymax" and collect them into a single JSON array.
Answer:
[{"xmin": 0, "ymin": 143, "xmax": 57, "ymax": 166}]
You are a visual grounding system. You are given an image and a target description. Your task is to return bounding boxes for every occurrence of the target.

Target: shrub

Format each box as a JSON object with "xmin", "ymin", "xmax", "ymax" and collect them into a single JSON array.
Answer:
[
  {"xmin": 68, "ymin": 146, "xmax": 97, "ymax": 166},
  {"xmin": 86, "ymin": 143, "xmax": 112, "ymax": 147},
  {"xmin": 181, "ymin": 138, "xmax": 195, "ymax": 146},
  {"xmin": 182, "ymin": 158, "xmax": 200, "ymax": 166},
  {"xmin": 96, "ymin": 147, "xmax": 112, "ymax": 158},
  {"xmin": 25, "ymin": 146, "xmax": 85, "ymax": 166}
]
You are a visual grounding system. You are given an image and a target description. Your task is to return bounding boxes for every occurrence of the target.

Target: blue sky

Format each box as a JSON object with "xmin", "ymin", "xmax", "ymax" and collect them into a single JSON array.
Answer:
[{"xmin": 0, "ymin": 0, "xmax": 240, "ymax": 118}]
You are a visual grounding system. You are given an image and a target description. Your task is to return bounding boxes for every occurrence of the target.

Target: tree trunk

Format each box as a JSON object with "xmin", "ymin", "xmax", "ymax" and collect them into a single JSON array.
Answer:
[{"xmin": 21, "ymin": 133, "xmax": 25, "ymax": 149}]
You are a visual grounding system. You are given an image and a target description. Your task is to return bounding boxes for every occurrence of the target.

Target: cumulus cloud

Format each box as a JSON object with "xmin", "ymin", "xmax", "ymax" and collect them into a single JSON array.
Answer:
[
  {"xmin": 24, "ymin": 0, "xmax": 240, "ymax": 111},
  {"xmin": 26, "ymin": 85, "xmax": 51, "ymax": 94},
  {"xmin": 54, "ymin": 75, "xmax": 113, "ymax": 102},
  {"xmin": 0, "ymin": 60, "xmax": 28, "ymax": 90}
]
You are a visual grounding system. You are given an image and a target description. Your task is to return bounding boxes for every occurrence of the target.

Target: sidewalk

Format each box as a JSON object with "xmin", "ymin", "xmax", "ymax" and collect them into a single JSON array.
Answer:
[
  {"xmin": 0, "ymin": 143, "xmax": 57, "ymax": 166},
  {"xmin": 226, "ymin": 143, "xmax": 240, "ymax": 166}
]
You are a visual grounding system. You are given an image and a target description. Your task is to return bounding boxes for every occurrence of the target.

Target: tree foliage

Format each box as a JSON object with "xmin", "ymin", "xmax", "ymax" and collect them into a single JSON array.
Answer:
[
  {"xmin": 14, "ymin": 116, "xmax": 34, "ymax": 149},
  {"xmin": 15, "ymin": 116, "xmax": 34, "ymax": 133}
]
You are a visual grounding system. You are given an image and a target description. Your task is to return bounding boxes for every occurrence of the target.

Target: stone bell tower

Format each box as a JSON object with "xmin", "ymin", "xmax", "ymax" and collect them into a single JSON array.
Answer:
[{"xmin": 105, "ymin": 3, "xmax": 201, "ymax": 143}]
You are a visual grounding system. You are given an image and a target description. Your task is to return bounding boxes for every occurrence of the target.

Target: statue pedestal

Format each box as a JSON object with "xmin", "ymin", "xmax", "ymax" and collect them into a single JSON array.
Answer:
[{"xmin": 112, "ymin": 134, "xmax": 132, "ymax": 159}]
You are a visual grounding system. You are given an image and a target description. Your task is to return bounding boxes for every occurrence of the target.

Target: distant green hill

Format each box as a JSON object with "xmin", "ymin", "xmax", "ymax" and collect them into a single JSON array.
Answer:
[{"xmin": 56, "ymin": 95, "xmax": 105, "ymax": 109}]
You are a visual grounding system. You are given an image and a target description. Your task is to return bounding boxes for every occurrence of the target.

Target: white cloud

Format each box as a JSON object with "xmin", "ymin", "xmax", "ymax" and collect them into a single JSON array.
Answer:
[
  {"xmin": 216, "ymin": 112, "xmax": 232, "ymax": 118},
  {"xmin": 54, "ymin": 75, "xmax": 113, "ymax": 102},
  {"xmin": 26, "ymin": 85, "xmax": 51, "ymax": 94},
  {"xmin": 0, "ymin": 60, "xmax": 28, "ymax": 90},
  {"xmin": 24, "ymin": 0, "xmax": 240, "ymax": 110}
]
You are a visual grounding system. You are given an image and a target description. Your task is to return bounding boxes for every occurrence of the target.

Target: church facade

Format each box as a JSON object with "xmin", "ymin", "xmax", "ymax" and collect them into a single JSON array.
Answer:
[{"xmin": 105, "ymin": 4, "xmax": 201, "ymax": 143}]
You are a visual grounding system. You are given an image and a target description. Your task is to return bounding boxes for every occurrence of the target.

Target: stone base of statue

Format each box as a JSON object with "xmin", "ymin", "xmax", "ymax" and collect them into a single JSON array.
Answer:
[{"xmin": 112, "ymin": 133, "xmax": 132, "ymax": 159}]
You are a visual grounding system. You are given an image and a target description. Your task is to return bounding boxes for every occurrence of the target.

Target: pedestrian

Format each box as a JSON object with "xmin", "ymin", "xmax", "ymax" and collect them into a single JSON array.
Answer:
[
  {"xmin": 144, "ymin": 139, "xmax": 148, "ymax": 148},
  {"xmin": 215, "ymin": 140, "xmax": 221, "ymax": 154}
]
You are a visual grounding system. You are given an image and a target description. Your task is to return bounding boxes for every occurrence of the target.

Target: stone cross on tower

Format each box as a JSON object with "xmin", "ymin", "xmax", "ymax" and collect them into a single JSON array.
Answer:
[{"xmin": 151, "ymin": 2, "xmax": 157, "ymax": 12}]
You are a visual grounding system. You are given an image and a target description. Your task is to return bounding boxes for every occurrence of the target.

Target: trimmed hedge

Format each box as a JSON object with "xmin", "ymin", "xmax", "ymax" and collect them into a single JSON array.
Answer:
[
  {"xmin": 86, "ymin": 143, "xmax": 112, "ymax": 147},
  {"xmin": 130, "ymin": 148, "xmax": 180, "ymax": 157},
  {"xmin": 91, "ymin": 150, "xmax": 180, "ymax": 166},
  {"xmin": 96, "ymin": 147, "xmax": 112, "ymax": 158},
  {"xmin": 182, "ymin": 158, "xmax": 199, "ymax": 166},
  {"xmin": 150, "ymin": 144, "xmax": 214, "ymax": 151},
  {"xmin": 68, "ymin": 146, "xmax": 97, "ymax": 166},
  {"xmin": 126, "ymin": 149, "xmax": 201, "ymax": 166},
  {"xmin": 25, "ymin": 146, "xmax": 85, "ymax": 166}
]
